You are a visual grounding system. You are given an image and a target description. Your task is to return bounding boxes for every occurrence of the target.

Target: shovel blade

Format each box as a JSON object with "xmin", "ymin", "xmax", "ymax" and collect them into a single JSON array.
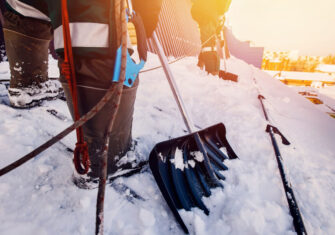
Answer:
[
  {"xmin": 149, "ymin": 123, "xmax": 238, "ymax": 233},
  {"xmin": 219, "ymin": 70, "xmax": 238, "ymax": 82}
]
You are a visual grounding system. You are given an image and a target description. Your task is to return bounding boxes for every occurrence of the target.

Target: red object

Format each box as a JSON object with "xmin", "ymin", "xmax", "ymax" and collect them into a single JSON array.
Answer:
[{"xmin": 61, "ymin": 0, "xmax": 90, "ymax": 174}]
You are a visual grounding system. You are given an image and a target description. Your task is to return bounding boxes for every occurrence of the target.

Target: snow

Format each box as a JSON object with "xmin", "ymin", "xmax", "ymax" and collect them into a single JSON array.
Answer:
[
  {"xmin": 319, "ymin": 85, "xmax": 335, "ymax": 100},
  {"xmin": 1, "ymin": 53, "xmax": 335, "ymax": 235},
  {"xmin": 316, "ymin": 64, "xmax": 335, "ymax": 74},
  {"xmin": 191, "ymin": 151, "xmax": 204, "ymax": 163},
  {"xmin": 139, "ymin": 208, "xmax": 156, "ymax": 227},
  {"xmin": 171, "ymin": 148, "xmax": 186, "ymax": 171},
  {"xmin": 8, "ymin": 79, "xmax": 62, "ymax": 108},
  {"xmin": 13, "ymin": 64, "xmax": 22, "ymax": 72},
  {"xmin": 289, "ymin": 86, "xmax": 335, "ymax": 114},
  {"xmin": 265, "ymin": 70, "xmax": 335, "ymax": 82}
]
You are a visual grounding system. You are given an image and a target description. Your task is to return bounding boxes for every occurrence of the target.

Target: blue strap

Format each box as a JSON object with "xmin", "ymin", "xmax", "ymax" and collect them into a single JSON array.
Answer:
[
  {"xmin": 112, "ymin": 9, "xmax": 146, "ymax": 87},
  {"xmin": 112, "ymin": 46, "xmax": 145, "ymax": 87}
]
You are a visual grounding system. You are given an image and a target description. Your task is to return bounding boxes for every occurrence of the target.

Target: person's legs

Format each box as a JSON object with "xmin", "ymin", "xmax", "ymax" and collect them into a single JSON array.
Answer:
[
  {"xmin": 198, "ymin": 49, "xmax": 220, "ymax": 75},
  {"xmin": 198, "ymin": 22, "xmax": 220, "ymax": 75},
  {"xmin": 3, "ymin": 10, "xmax": 62, "ymax": 108}
]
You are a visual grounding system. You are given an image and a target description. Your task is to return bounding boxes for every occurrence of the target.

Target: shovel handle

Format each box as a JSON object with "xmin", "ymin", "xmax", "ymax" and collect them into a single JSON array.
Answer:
[{"xmin": 152, "ymin": 32, "xmax": 195, "ymax": 134}]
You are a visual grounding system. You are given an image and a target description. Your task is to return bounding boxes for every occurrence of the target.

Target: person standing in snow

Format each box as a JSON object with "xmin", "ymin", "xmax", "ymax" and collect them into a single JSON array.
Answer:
[
  {"xmin": 191, "ymin": 0, "xmax": 232, "ymax": 75},
  {"xmin": 2, "ymin": 0, "xmax": 162, "ymax": 186}
]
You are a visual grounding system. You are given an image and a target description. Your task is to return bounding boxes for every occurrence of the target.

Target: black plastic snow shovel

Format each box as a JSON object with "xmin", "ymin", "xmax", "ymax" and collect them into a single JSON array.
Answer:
[{"xmin": 149, "ymin": 33, "xmax": 238, "ymax": 234}]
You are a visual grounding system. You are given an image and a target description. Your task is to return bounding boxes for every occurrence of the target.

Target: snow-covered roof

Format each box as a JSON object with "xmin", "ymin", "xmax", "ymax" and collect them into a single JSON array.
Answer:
[
  {"xmin": 316, "ymin": 64, "xmax": 335, "ymax": 73},
  {"xmin": 265, "ymin": 70, "xmax": 335, "ymax": 82}
]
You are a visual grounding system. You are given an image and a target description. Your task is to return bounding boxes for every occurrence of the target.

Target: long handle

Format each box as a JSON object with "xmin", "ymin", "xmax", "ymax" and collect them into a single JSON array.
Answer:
[
  {"xmin": 219, "ymin": 31, "xmax": 228, "ymax": 72},
  {"xmin": 152, "ymin": 32, "xmax": 195, "ymax": 134},
  {"xmin": 96, "ymin": 1, "xmax": 128, "ymax": 234},
  {"xmin": 258, "ymin": 95, "xmax": 307, "ymax": 235}
]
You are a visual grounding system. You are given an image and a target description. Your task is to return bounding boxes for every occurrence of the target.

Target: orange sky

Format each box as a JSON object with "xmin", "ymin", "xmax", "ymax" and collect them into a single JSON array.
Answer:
[{"xmin": 226, "ymin": 0, "xmax": 335, "ymax": 55}]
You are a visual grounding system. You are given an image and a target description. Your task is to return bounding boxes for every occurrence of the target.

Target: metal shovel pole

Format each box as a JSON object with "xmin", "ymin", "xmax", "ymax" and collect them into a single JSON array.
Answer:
[
  {"xmin": 220, "ymin": 31, "xmax": 228, "ymax": 72},
  {"xmin": 258, "ymin": 95, "xmax": 307, "ymax": 235},
  {"xmin": 152, "ymin": 32, "xmax": 220, "ymax": 186},
  {"xmin": 152, "ymin": 32, "xmax": 195, "ymax": 133}
]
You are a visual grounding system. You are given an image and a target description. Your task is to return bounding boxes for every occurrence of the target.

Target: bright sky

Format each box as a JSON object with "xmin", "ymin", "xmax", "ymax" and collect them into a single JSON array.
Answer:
[{"xmin": 226, "ymin": 0, "xmax": 335, "ymax": 55}]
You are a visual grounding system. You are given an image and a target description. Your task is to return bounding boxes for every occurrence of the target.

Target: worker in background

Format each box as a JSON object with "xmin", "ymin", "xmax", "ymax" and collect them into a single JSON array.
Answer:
[{"xmin": 191, "ymin": 0, "xmax": 232, "ymax": 75}]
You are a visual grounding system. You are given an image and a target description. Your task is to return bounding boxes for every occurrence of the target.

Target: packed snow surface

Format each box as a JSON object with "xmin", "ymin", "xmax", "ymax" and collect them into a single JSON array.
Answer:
[{"xmin": 1, "ymin": 54, "xmax": 335, "ymax": 235}]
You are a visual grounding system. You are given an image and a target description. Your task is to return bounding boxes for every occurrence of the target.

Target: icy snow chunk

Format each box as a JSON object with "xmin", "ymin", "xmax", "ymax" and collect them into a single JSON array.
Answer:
[
  {"xmin": 116, "ymin": 153, "xmax": 135, "ymax": 167},
  {"xmin": 170, "ymin": 148, "xmax": 186, "ymax": 171},
  {"xmin": 8, "ymin": 79, "xmax": 62, "ymax": 108},
  {"xmin": 191, "ymin": 151, "xmax": 204, "ymax": 162},
  {"xmin": 158, "ymin": 152, "xmax": 165, "ymax": 162},
  {"xmin": 139, "ymin": 208, "xmax": 156, "ymax": 227},
  {"xmin": 37, "ymin": 164, "xmax": 51, "ymax": 174},
  {"xmin": 188, "ymin": 159, "xmax": 196, "ymax": 168},
  {"xmin": 13, "ymin": 66, "xmax": 22, "ymax": 72}
]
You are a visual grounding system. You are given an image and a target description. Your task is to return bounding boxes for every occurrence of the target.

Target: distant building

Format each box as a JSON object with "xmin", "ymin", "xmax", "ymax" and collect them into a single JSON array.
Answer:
[
  {"xmin": 224, "ymin": 27, "xmax": 264, "ymax": 69},
  {"xmin": 261, "ymin": 50, "xmax": 332, "ymax": 73},
  {"xmin": 265, "ymin": 70, "xmax": 335, "ymax": 87}
]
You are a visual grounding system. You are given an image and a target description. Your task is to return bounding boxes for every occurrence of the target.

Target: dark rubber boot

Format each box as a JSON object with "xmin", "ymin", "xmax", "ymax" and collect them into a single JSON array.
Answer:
[
  {"xmin": 59, "ymin": 57, "xmax": 140, "ymax": 180},
  {"xmin": 4, "ymin": 29, "xmax": 50, "ymax": 87},
  {"xmin": 198, "ymin": 51, "xmax": 220, "ymax": 75},
  {"xmin": 3, "ymin": 11, "xmax": 62, "ymax": 108}
]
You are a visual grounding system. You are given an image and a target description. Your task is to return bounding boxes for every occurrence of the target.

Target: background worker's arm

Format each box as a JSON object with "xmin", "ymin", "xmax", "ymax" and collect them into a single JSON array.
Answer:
[{"xmin": 132, "ymin": 0, "xmax": 162, "ymax": 37}]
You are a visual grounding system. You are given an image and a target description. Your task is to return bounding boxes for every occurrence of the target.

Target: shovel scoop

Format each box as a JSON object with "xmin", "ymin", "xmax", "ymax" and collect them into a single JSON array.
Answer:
[
  {"xmin": 149, "ymin": 33, "xmax": 239, "ymax": 234},
  {"xmin": 149, "ymin": 123, "xmax": 238, "ymax": 233}
]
